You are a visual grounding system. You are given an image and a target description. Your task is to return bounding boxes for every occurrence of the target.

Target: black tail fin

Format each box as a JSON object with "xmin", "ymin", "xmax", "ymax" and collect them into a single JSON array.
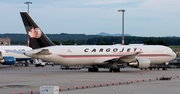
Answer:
[{"xmin": 20, "ymin": 12, "xmax": 55, "ymax": 49}]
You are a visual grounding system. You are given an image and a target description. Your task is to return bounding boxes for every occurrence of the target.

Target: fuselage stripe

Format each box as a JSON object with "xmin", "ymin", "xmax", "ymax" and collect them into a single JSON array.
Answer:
[{"xmin": 57, "ymin": 54, "xmax": 172, "ymax": 58}]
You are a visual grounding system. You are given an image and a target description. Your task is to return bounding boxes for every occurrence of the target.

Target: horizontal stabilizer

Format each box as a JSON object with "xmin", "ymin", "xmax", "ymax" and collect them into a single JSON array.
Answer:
[
  {"xmin": 24, "ymin": 49, "xmax": 52, "ymax": 57},
  {"xmin": 36, "ymin": 49, "xmax": 52, "ymax": 55}
]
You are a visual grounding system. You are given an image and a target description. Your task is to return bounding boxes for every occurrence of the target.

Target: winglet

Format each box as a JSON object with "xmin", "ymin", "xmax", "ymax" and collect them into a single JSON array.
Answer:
[{"xmin": 20, "ymin": 12, "xmax": 55, "ymax": 49}]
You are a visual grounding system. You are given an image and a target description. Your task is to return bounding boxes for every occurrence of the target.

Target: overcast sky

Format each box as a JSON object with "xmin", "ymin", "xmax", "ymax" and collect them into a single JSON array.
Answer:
[{"xmin": 0, "ymin": 0, "xmax": 180, "ymax": 37}]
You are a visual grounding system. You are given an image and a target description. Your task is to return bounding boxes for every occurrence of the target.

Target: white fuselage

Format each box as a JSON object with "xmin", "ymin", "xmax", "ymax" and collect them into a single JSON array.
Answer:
[
  {"xmin": 0, "ymin": 46, "xmax": 32, "ymax": 61},
  {"xmin": 25, "ymin": 45, "xmax": 176, "ymax": 66}
]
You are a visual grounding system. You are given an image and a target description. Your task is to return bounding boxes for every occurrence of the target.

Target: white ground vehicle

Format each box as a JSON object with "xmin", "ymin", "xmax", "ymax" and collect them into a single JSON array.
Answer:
[{"xmin": 34, "ymin": 59, "xmax": 46, "ymax": 67}]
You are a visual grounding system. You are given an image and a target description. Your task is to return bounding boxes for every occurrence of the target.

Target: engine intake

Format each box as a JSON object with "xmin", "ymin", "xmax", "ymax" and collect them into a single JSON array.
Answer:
[
  {"xmin": 128, "ymin": 58, "xmax": 150, "ymax": 68},
  {"xmin": 0, "ymin": 56, "xmax": 16, "ymax": 65}
]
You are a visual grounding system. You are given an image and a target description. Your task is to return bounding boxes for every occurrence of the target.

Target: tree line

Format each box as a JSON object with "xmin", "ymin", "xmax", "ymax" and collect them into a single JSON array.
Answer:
[{"xmin": 0, "ymin": 33, "xmax": 180, "ymax": 46}]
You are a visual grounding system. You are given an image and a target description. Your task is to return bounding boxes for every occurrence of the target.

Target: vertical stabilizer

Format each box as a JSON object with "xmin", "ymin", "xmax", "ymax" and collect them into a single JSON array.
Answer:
[{"xmin": 20, "ymin": 12, "xmax": 55, "ymax": 49}]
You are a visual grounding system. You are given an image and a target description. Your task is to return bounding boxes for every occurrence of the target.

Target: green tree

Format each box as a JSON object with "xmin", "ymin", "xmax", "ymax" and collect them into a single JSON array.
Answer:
[
  {"xmin": 157, "ymin": 39, "xmax": 168, "ymax": 46},
  {"xmin": 63, "ymin": 40, "xmax": 75, "ymax": 45},
  {"xmin": 52, "ymin": 40, "xmax": 60, "ymax": 45},
  {"xmin": 144, "ymin": 40, "xmax": 157, "ymax": 45}
]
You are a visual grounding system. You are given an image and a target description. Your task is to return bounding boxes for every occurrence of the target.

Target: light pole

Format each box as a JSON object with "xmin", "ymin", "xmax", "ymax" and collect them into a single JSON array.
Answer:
[
  {"xmin": 118, "ymin": 9, "xmax": 125, "ymax": 45},
  {"xmin": 24, "ymin": 1, "xmax": 32, "ymax": 14},
  {"xmin": 24, "ymin": 2, "xmax": 32, "ymax": 47}
]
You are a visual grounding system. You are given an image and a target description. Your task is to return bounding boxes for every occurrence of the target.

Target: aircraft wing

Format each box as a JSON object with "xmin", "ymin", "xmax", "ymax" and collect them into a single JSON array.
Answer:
[
  {"xmin": 119, "ymin": 52, "xmax": 142, "ymax": 62},
  {"xmin": 94, "ymin": 52, "xmax": 142, "ymax": 63}
]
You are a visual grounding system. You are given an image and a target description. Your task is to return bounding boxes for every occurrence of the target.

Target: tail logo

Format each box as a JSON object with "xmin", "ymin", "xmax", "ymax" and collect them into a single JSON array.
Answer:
[{"xmin": 28, "ymin": 27, "xmax": 42, "ymax": 38}]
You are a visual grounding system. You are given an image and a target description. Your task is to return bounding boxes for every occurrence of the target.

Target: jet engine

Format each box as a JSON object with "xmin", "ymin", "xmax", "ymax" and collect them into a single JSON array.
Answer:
[
  {"xmin": 128, "ymin": 58, "xmax": 150, "ymax": 68},
  {"xmin": 0, "ymin": 56, "xmax": 16, "ymax": 65}
]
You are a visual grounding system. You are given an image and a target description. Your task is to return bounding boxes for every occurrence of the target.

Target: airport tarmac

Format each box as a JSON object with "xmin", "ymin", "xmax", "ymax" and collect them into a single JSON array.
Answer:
[{"xmin": 0, "ymin": 65, "xmax": 180, "ymax": 94}]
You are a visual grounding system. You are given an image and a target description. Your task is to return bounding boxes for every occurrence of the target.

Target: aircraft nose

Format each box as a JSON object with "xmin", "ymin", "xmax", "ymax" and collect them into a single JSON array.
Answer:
[{"xmin": 172, "ymin": 52, "xmax": 177, "ymax": 59}]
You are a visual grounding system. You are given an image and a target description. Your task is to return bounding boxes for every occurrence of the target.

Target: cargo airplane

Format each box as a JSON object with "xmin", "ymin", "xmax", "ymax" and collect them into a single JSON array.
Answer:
[
  {"xmin": 20, "ymin": 12, "xmax": 176, "ymax": 72},
  {"xmin": 0, "ymin": 46, "xmax": 32, "ymax": 66}
]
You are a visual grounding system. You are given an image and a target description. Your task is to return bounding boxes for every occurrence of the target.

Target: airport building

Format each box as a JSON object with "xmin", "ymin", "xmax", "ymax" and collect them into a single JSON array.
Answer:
[{"xmin": 0, "ymin": 38, "xmax": 10, "ymax": 45}]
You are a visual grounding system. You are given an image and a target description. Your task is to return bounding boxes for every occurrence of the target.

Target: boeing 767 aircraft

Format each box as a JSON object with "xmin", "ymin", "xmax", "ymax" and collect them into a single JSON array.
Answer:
[{"xmin": 20, "ymin": 12, "xmax": 176, "ymax": 72}]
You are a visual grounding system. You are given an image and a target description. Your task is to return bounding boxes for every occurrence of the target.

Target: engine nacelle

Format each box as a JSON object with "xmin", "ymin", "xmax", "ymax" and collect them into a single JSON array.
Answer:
[
  {"xmin": 128, "ymin": 58, "xmax": 150, "ymax": 68},
  {"xmin": 0, "ymin": 56, "xmax": 16, "ymax": 65}
]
